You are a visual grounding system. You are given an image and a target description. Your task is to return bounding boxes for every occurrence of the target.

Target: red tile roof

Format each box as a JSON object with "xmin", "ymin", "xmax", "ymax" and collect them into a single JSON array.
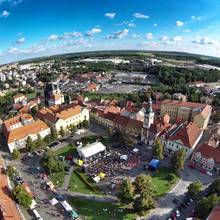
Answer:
[
  {"xmin": 168, "ymin": 122, "xmax": 203, "ymax": 148},
  {"xmin": 194, "ymin": 144, "xmax": 220, "ymax": 164},
  {"xmin": 207, "ymin": 202, "xmax": 220, "ymax": 220}
]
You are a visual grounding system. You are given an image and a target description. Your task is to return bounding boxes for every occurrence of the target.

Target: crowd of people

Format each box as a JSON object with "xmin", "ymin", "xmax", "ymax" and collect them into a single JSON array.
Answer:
[{"xmin": 83, "ymin": 148, "xmax": 142, "ymax": 178}]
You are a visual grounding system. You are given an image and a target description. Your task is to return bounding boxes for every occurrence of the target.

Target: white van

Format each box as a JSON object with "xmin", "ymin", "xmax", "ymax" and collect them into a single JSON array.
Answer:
[{"xmin": 32, "ymin": 209, "xmax": 43, "ymax": 220}]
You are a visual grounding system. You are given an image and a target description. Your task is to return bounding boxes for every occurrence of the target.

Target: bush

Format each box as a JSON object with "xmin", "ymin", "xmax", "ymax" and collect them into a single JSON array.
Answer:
[
  {"xmin": 166, "ymin": 173, "xmax": 176, "ymax": 183},
  {"xmin": 75, "ymin": 170, "xmax": 98, "ymax": 192}
]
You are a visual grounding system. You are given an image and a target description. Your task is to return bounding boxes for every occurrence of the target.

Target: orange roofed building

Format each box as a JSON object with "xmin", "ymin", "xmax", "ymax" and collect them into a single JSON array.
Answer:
[
  {"xmin": 164, "ymin": 122, "xmax": 203, "ymax": 158},
  {"xmin": 0, "ymin": 156, "xmax": 22, "ymax": 220},
  {"xmin": 36, "ymin": 104, "xmax": 89, "ymax": 133},
  {"xmin": 3, "ymin": 114, "xmax": 50, "ymax": 153}
]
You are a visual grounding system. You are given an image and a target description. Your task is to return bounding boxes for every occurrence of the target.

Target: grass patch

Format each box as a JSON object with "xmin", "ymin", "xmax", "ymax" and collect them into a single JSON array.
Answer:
[
  {"xmin": 50, "ymin": 171, "xmax": 65, "ymax": 187},
  {"xmin": 69, "ymin": 198, "xmax": 137, "ymax": 220},
  {"xmin": 69, "ymin": 170, "xmax": 101, "ymax": 195},
  {"xmin": 151, "ymin": 167, "xmax": 179, "ymax": 197},
  {"xmin": 54, "ymin": 144, "xmax": 77, "ymax": 157}
]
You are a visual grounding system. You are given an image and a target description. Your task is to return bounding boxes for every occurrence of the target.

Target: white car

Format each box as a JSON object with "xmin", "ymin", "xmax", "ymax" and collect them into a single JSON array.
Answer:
[
  {"xmin": 175, "ymin": 210, "xmax": 180, "ymax": 217},
  {"xmin": 207, "ymin": 171, "xmax": 213, "ymax": 176}
]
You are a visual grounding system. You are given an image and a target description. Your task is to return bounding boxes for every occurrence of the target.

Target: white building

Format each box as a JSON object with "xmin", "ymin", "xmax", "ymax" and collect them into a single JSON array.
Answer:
[
  {"xmin": 36, "ymin": 104, "xmax": 90, "ymax": 132},
  {"xmin": 3, "ymin": 114, "xmax": 50, "ymax": 153}
]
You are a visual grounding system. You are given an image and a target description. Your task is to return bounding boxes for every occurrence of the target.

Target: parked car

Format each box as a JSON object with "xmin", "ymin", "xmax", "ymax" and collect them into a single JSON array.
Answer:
[
  {"xmin": 206, "ymin": 171, "xmax": 213, "ymax": 176},
  {"xmin": 175, "ymin": 210, "xmax": 180, "ymax": 218}
]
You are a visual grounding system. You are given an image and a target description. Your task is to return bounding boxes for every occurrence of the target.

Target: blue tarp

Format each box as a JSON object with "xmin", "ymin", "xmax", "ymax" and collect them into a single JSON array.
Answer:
[{"xmin": 148, "ymin": 159, "xmax": 160, "ymax": 171}]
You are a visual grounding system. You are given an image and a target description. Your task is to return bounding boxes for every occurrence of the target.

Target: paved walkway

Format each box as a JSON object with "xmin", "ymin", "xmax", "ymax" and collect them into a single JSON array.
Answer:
[
  {"xmin": 59, "ymin": 190, "xmax": 119, "ymax": 203},
  {"xmin": 62, "ymin": 166, "xmax": 74, "ymax": 190}
]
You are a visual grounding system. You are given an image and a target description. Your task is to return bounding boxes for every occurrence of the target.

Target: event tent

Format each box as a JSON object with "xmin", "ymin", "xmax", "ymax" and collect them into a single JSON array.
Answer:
[
  {"xmin": 77, "ymin": 142, "xmax": 106, "ymax": 160},
  {"xmin": 148, "ymin": 159, "xmax": 160, "ymax": 171},
  {"xmin": 49, "ymin": 198, "xmax": 58, "ymax": 206}
]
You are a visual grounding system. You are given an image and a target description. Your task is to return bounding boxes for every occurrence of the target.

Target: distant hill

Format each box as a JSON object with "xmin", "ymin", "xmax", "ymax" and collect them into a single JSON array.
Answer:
[{"xmin": 14, "ymin": 50, "xmax": 220, "ymax": 67}]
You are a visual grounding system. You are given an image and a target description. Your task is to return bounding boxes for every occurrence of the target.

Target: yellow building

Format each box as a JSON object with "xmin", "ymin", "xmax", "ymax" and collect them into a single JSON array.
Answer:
[
  {"xmin": 36, "ymin": 104, "xmax": 89, "ymax": 132},
  {"xmin": 160, "ymin": 100, "xmax": 212, "ymax": 129}
]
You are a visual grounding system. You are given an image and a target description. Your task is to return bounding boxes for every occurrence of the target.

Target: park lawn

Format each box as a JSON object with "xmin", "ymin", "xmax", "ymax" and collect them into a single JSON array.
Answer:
[
  {"xmin": 50, "ymin": 171, "xmax": 65, "ymax": 187},
  {"xmin": 69, "ymin": 171, "xmax": 102, "ymax": 195},
  {"xmin": 151, "ymin": 167, "xmax": 179, "ymax": 197},
  {"xmin": 54, "ymin": 144, "xmax": 77, "ymax": 157},
  {"xmin": 69, "ymin": 198, "xmax": 137, "ymax": 220}
]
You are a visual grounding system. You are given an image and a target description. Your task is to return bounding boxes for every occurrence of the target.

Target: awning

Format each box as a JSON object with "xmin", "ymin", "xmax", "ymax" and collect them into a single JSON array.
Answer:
[
  {"xmin": 93, "ymin": 176, "xmax": 101, "ymax": 183},
  {"xmin": 77, "ymin": 159, "xmax": 84, "ymax": 166},
  {"xmin": 132, "ymin": 148, "xmax": 139, "ymax": 153},
  {"xmin": 49, "ymin": 198, "xmax": 58, "ymax": 206},
  {"xmin": 120, "ymin": 155, "xmax": 128, "ymax": 161},
  {"xmin": 98, "ymin": 172, "xmax": 106, "ymax": 179}
]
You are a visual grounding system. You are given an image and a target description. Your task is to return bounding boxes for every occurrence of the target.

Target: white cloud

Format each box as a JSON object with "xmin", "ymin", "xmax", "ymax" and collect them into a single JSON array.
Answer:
[
  {"xmin": 160, "ymin": 36, "xmax": 169, "ymax": 41},
  {"xmin": 60, "ymin": 31, "xmax": 82, "ymax": 39},
  {"xmin": 146, "ymin": 32, "xmax": 153, "ymax": 39},
  {"xmin": 191, "ymin": 15, "xmax": 201, "ymax": 21},
  {"xmin": 183, "ymin": 29, "xmax": 191, "ymax": 33},
  {"xmin": 128, "ymin": 22, "xmax": 136, "ymax": 27},
  {"xmin": 133, "ymin": 13, "xmax": 149, "ymax": 19},
  {"xmin": 105, "ymin": 13, "xmax": 116, "ymax": 19},
  {"xmin": 0, "ymin": 0, "xmax": 23, "ymax": 6},
  {"xmin": 153, "ymin": 23, "xmax": 158, "ymax": 27},
  {"xmin": 16, "ymin": 37, "xmax": 25, "ymax": 44},
  {"xmin": 48, "ymin": 34, "xmax": 58, "ymax": 41},
  {"xmin": 106, "ymin": 29, "xmax": 129, "ymax": 39},
  {"xmin": 1, "ymin": 10, "xmax": 10, "ymax": 17},
  {"xmin": 171, "ymin": 36, "xmax": 182, "ymax": 42},
  {"xmin": 176, "ymin": 20, "xmax": 184, "ymax": 26},
  {"xmin": 86, "ymin": 27, "xmax": 102, "ymax": 36},
  {"xmin": 8, "ymin": 47, "xmax": 18, "ymax": 54},
  {"xmin": 132, "ymin": 33, "xmax": 141, "ymax": 39},
  {"xmin": 192, "ymin": 36, "xmax": 219, "ymax": 46}
]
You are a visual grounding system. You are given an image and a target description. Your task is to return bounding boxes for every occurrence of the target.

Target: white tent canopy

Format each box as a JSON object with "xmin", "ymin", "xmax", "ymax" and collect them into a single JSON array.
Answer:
[
  {"xmin": 49, "ymin": 198, "xmax": 58, "ymax": 206},
  {"xmin": 29, "ymin": 199, "xmax": 37, "ymax": 210},
  {"xmin": 61, "ymin": 200, "xmax": 73, "ymax": 211},
  {"xmin": 120, "ymin": 155, "xmax": 128, "ymax": 161},
  {"xmin": 132, "ymin": 148, "xmax": 139, "ymax": 153},
  {"xmin": 77, "ymin": 142, "xmax": 106, "ymax": 159}
]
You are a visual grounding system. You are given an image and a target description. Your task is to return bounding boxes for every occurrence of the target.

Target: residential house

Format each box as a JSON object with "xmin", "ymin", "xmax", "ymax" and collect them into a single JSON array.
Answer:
[{"xmin": 191, "ymin": 143, "xmax": 220, "ymax": 171}]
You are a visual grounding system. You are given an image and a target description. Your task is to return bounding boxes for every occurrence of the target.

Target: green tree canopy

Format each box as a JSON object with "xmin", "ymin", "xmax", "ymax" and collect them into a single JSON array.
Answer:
[
  {"xmin": 12, "ymin": 185, "xmax": 32, "ymax": 208},
  {"xmin": 134, "ymin": 174, "xmax": 154, "ymax": 195},
  {"xmin": 12, "ymin": 149, "xmax": 21, "ymax": 160},
  {"xmin": 187, "ymin": 180, "xmax": 203, "ymax": 198},
  {"xmin": 208, "ymin": 177, "xmax": 220, "ymax": 196},
  {"xmin": 118, "ymin": 178, "xmax": 135, "ymax": 204},
  {"xmin": 195, "ymin": 194, "xmax": 219, "ymax": 219},
  {"xmin": 152, "ymin": 139, "xmax": 164, "ymax": 160},
  {"xmin": 170, "ymin": 148, "xmax": 186, "ymax": 170}
]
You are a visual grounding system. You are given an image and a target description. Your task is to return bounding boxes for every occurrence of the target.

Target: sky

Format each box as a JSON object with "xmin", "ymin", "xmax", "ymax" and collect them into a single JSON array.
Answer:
[{"xmin": 0, "ymin": 0, "xmax": 220, "ymax": 64}]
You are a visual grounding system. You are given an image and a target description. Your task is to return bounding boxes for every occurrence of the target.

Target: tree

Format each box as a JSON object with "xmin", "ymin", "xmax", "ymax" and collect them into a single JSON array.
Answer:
[
  {"xmin": 35, "ymin": 134, "xmax": 46, "ymax": 149},
  {"xmin": 26, "ymin": 136, "xmax": 35, "ymax": 151},
  {"xmin": 82, "ymin": 120, "xmax": 90, "ymax": 129},
  {"xmin": 69, "ymin": 124, "xmax": 76, "ymax": 133},
  {"xmin": 134, "ymin": 174, "xmax": 154, "ymax": 195},
  {"xmin": 6, "ymin": 165, "xmax": 17, "ymax": 178},
  {"xmin": 50, "ymin": 127, "xmax": 58, "ymax": 141},
  {"xmin": 133, "ymin": 192, "xmax": 155, "ymax": 216},
  {"xmin": 187, "ymin": 181, "xmax": 203, "ymax": 198},
  {"xmin": 59, "ymin": 126, "xmax": 65, "ymax": 137},
  {"xmin": 42, "ymin": 150, "xmax": 65, "ymax": 174},
  {"xmin": 195, "ymin": 194, "xmax": 219, "ymax": 219},
  {"xmin": 212, "ymin": 111, "xmax": 220, "ymax": 123},
  {"xmin": 12, "ymin": 185, "xmax": 32, "ymax": 208},
  {"xmin": 152, "ymin": 139, "xmax": 164, "ymax": 160},
  {"xmin": 208, "ymin": 177, "xmax": 220, "ymax": 196},
  {"xmin": 170, "ymin": 149, "xmax": 186, "ymax": 170},
  {"xmin": 12, "ymin": 149, "xmax": 21, "ymax": 160},
  {"xmin": 118, "ymin": 178, "xmax": 135, "ymax": 204}
]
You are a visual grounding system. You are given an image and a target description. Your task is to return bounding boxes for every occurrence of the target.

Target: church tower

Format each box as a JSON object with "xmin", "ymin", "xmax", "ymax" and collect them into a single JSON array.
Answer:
[
  {"xmin": 141, "ymin": 97, "xmax": 155, "ymax": 143},
  {"xmin": 143, "ymin": 97, "xmax": 154, "ymax": 129}
]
